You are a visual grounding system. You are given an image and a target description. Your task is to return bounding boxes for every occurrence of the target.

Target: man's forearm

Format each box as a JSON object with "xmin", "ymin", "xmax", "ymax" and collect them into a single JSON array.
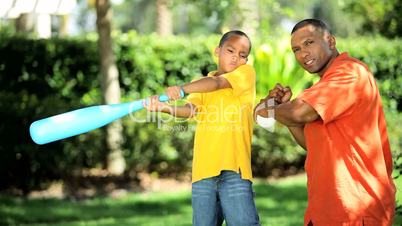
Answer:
[
  {"xmin": 272, "ymin": 102, "xmax": 305, "ymax": 127},
  {"xmin": 272, "ymin": 98, "xmax": 319, "ymax": 127},
  {"xmin": 287, "ymin": 126, "xmax": 306, "ymax": 150}
]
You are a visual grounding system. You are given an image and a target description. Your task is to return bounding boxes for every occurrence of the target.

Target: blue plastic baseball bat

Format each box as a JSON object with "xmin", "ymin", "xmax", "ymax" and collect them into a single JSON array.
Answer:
[{"xmin": 30, "ymin": 90, "xmax": 184, "ymax": 145}]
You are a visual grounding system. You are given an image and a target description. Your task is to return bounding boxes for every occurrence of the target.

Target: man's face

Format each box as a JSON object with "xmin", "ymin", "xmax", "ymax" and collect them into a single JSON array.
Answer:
[
  {"xmin": 215, "ymin": 35, "xmax": 250, "ymax": 73},
  {"xmin": 291, "ymin": 25, "xmax": 335, "ymax": 76}
]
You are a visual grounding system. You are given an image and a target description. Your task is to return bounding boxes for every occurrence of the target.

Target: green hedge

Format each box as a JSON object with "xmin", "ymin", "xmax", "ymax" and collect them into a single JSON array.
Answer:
[
  {"xmin": 0, "ymin": 33, "xmax": 401, "ymax": 192},
  {"xmin": 0, "ymin": 36, "xmax": 101, "ymax": 192}
]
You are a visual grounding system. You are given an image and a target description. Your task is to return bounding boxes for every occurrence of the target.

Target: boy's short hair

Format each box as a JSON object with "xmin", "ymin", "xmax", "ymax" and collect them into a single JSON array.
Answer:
[
  {"xmin": 219, "ymin": 30, "xmax": 252, "ymax": 53},
  {"xmin": 291, "ymin": 19, "xmax": 332, "ymax": 35}
]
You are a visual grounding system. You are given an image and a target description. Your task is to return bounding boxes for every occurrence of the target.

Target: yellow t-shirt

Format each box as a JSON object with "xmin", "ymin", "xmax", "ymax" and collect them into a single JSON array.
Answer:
[{"xmin": 186, "ymin": 64, "xmax": 256, "ymax": 183}]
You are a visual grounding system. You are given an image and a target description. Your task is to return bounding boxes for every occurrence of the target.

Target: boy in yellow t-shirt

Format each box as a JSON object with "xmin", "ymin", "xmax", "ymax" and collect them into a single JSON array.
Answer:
[{"xmin": 144, "ymin": 30, "xmax": 260, "ymax": 226}]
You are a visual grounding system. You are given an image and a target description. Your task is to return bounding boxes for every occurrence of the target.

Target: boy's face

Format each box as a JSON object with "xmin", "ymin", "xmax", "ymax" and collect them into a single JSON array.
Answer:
[{"xmin": 215, "ymin": 35, "xmax": 250, "ymax": 74}]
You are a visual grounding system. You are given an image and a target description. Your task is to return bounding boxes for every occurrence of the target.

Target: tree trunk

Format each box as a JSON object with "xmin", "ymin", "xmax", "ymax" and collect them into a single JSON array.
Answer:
[
  {"xmin": 16, "ymin": 13, "xmax": 33, "ymax": 33},
  {"xmin": 175, "ymin": 4, "xmax": 189, "ymax": 34},
  {"xmin": 237, "ymin": 0, "xmax": 259, "ymax": 38},
  {"xmin": 59, "ymin": 15, "xmax": 69, "ymax": 37},
  {"xmin": 156, "ymin": 0, "xmax": 172, "ymax": 36},
  {"xmin": 95, "ymin": 0, "xmax": 125, "ymax": 175}
]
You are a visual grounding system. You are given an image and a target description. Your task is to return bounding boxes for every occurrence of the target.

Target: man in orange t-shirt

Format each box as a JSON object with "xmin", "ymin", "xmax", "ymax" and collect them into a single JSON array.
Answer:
[{"xmin": 255, "ymin": 19, "xmax": 396, "ymax": 226}]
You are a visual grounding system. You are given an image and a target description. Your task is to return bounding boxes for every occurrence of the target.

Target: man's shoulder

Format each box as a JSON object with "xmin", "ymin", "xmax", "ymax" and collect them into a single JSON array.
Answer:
[{"xmin": 331, "ymin": 53, "xmax": 370, "ymax": 74}]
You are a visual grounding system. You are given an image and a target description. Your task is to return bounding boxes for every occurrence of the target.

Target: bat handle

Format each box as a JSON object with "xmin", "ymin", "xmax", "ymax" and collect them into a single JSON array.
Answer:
[{"xmin": 158, "ymin": 87, "xmax": 185, "ymax": 102}]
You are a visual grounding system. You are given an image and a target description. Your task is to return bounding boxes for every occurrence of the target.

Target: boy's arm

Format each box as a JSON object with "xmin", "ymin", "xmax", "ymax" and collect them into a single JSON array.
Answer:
[
  {"xmin": 166, "ymin": 76, "xmax": 231, "ymax": 100},
  {"xmin": 167, "ymin": 65, "xmax": 256, "ymax": 100},
  {"xmin": 143, "ymin": 96, "xmax": 196, "ymax": 118},
  {"xmin": 146, "ymin": 65, "xmax": 252, "ymax": 115},
  {"xmin": 182, "ymin": 76, "xmax": 231, "ymax": 93},
  {"xmin": 161, "ymin": 103, "xmax": 197, "ymax": 118}
]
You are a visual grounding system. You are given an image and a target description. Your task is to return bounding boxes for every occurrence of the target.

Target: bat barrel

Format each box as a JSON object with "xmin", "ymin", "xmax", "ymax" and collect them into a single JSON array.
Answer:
[
  {"xmin": 30, "ymin": 91, "xmax": 184, "ymax": 145},
  {"xmin": 30, "ymin": 101, "xmax": 142, "ymax": 145}
]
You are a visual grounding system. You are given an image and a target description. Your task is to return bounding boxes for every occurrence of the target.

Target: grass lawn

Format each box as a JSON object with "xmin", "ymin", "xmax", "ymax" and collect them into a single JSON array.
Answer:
[{"xmin": 0, "ymin": 174, "xmax": 401, "ymax": 226}]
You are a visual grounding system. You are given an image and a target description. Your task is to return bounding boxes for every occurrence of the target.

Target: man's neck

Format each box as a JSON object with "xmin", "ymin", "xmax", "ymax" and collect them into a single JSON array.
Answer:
[{"xmin": 317, "ymin": 50, "xmax": 340, "ymax": 77}]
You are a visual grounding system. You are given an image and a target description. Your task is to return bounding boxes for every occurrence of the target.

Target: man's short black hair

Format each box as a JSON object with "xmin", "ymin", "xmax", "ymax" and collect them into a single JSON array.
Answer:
[
  {"xmin": 219, "ymin": 30, "xmax": 252, "ymax": 53},
  {"xmin": 291, "ymin": 19, "xmax": 332, "ymax": 35}
]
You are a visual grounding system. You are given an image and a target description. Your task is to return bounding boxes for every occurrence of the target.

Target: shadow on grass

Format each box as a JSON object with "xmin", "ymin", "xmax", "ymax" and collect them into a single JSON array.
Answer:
[
  {"xmin": 3, "ymin": 175, "xmax": 399, "ymax": 225},
  {"xmin": 0, "ymin": 193, "xmax": 192, "ymax": 225},
  {"xmin": 0, "ymin": 181, "xmax": 309, "ymax": 226},
  {"xmin": 0, "ymin": 181, "xmax": 310, "ymax": 226}
]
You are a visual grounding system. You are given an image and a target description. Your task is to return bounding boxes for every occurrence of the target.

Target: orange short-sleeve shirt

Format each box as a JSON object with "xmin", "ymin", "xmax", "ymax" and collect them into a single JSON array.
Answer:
[{"xmin": 298, "ymin": 53, "xmax": 396, "ymax": 226}]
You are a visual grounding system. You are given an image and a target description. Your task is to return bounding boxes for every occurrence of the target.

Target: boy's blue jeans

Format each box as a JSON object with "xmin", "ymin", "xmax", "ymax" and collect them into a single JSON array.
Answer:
[{"xmin": 192, "ymin": 170, "xmax": 260, "ymax": 226}]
